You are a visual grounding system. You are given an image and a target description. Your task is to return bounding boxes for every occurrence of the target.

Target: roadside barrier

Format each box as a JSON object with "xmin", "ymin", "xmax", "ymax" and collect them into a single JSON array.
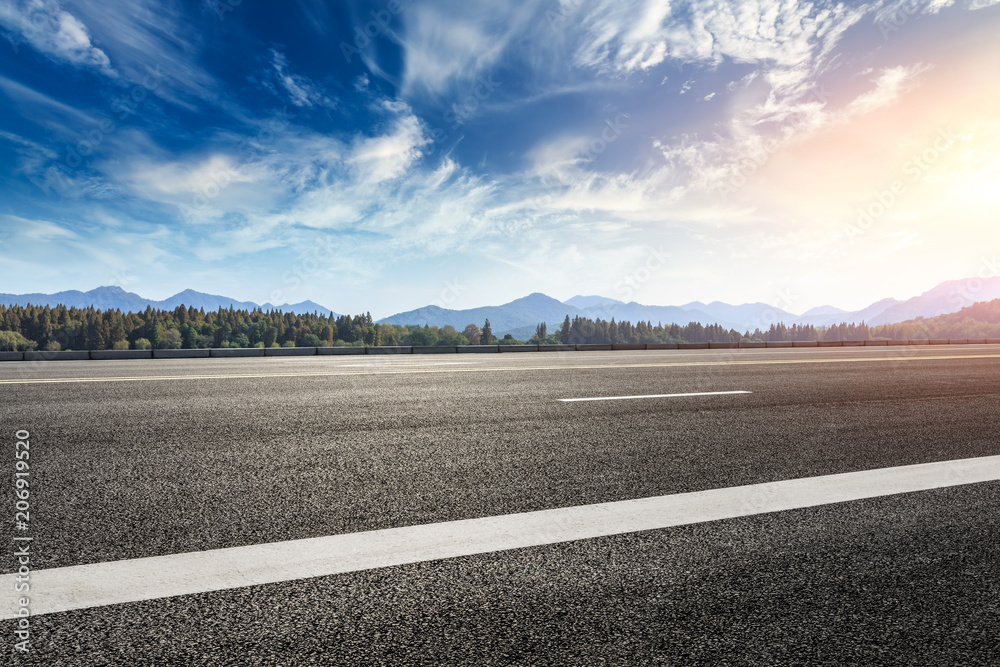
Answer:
[{"xmin": 2, "ymin": 338, "xmax": 998, "ymax": 361}]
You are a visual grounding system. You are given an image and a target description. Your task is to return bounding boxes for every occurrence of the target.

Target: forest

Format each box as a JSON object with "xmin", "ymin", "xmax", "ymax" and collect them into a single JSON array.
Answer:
[{"xmin": 1, "ymin": 299, "xmax": 999, "ymax": 351}]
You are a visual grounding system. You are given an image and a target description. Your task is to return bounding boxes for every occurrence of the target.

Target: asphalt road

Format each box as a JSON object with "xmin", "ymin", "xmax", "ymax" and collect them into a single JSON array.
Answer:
[{"xmin": 2, "ymin": 347, "xmax": 999, "ymax": 664}]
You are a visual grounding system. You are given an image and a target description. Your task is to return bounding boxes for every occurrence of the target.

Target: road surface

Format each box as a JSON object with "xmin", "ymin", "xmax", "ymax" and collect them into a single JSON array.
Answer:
[{"xmin": 2, "ymin": 346, "xmax": 999, "ymax": 664}]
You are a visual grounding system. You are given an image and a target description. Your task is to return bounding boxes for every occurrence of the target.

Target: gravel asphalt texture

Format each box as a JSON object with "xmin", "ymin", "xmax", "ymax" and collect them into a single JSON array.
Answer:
[{"xmin": 2, "ymin": 347, "xmax": 999, "ymax": 664}]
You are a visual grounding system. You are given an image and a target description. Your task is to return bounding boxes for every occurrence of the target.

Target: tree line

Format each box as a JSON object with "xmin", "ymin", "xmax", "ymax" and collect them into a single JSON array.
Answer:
[
  {"xmin": 0, "ymin": 303, "xmax": 510, "ymax": 351},
  {"xmin": 1, "ymin": 299, "xmax": 998, "ymax": 351}
]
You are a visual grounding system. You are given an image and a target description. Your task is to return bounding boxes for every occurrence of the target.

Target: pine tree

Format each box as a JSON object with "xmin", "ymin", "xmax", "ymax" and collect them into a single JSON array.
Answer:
[
  {"xmin": 559, "ymin": 315, "xmax": 571, "ymax": 343},
  {"xmin": 480, "ymin": 319, "xmax": 493, "ymax": 345}
]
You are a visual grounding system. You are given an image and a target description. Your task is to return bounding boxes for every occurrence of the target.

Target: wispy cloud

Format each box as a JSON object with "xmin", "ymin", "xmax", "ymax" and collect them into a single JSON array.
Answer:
[
  {"xmin": 570, "ymin": 0, "xmax": 868, "ymax": 75},
  {"xmin": 3, "ymin": 214, "xmax": 79, "ymax": 240},
  {"xmin": 268, "ymin": 49, "xmax": 335, "ymax": 109},
  {"xmin": 0, "ymin": 0, "xmax": 115, "ymax": 75},
  {"xmin": 63, "ymin": 0, "xmax": 221, "ymax": 110},
  {"xmin": 843, "ymin": 64, "xmax": 930, "ymax": 116},
  {"xmin": 397, "ymin": 0, "xmax": 543, "ymax": 98}
]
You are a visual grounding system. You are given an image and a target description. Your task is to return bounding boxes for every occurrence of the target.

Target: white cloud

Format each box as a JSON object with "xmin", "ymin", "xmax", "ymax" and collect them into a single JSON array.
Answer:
[
  {"xmin": 0, "ymin": 74, "xmax": 95, "ymax": 127},
  {"xmin": 3, "ymin": 214, "xmax": 80, "ymax": 240},
  {"xmin": 89, "ymin": 95, "xmax": 508, "ymax": 271},
  {"xmin": 843, "ymin": 64, "xmax": 930, "ymax": 116},
  {"xmin": 348, "ymin": 101, "xmax": 428, "ymax": 183},
  {"xmin": 269, "ymin": 50, "xmax": 334, "ymax": 109},
  {"xmin": 397, "ymin": 1, "xmax": 543, "ymax": 97},
  {"xmin": 570, "ymin": 0, "xmax": 869, "ymax": 76},
  {"xmin": 652, "ymin": 61, "xmax": 932, "ymax": 203},
  {"xmin": 0, "ymin": 0, "xmax": 115, "ymax": 75},
  {"xmin": 57, "ymin": 0, "xmax": 221, "ymax": 111}
]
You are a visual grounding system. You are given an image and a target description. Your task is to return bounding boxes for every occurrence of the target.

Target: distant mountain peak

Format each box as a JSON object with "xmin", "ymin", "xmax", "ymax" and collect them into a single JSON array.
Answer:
[
  {"xmin": 510, "ymin": 292, "xmax": 564, "ymax": 305},
  {"xmin": 563, "ymin": 294, "xmax": 626, "ymax": 309},
  {"xmin": 801, "ymin": 305, "xmax": 847, "ymax": 317}
]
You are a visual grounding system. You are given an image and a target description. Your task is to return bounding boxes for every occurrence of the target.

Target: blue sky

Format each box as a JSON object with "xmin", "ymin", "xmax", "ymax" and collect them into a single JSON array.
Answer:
[{"xmin": 1, "ymin": 0, "xmax": 999, "ymax": 317}]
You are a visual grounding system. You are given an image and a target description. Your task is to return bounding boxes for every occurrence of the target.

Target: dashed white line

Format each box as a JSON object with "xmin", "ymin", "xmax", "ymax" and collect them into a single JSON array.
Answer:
[
  {"xmin": 4, "ymin": 454, "xmax": 998, "ymax": 620},
  {"xmin": 559, "ymin": 390, "xmax": 752, "ymax": 402}
]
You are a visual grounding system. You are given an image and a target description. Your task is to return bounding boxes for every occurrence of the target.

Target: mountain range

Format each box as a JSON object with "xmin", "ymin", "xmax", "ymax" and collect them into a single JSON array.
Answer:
[
  {"xmin": 4, "ymin": 277, "xmax": 1000, "ymax": 337},
  {"xmin": 379, "ymin": 278, "xmax": 1000, "ymax": 336},
  {"xmin": 0, "ymin": 286, "xmax": 334, "ymax": 316}
]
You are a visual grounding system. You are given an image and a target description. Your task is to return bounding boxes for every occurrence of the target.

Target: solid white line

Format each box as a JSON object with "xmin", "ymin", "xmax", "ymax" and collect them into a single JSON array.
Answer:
[
  {"xmin": 559, "ymin": 390, "xmax": 752, "ymax": 402},
  {"xmin": 3, "ymin": 455, "xmax": 999, "ymax": 619}
]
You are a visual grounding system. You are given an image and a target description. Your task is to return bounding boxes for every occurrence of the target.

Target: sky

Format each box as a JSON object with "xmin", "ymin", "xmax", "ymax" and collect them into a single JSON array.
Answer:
[{"xmin": 1, "ymin": 0, "xmax": 999, "ymax": 317}]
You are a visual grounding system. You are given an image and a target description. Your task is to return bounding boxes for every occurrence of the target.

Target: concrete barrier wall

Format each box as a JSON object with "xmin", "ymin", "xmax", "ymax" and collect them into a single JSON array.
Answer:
[
  {"xmin": 209, "ymin": 347, "xmax": 266, "ymax": 358},
  {"xmin": 366, "ymin": 346, "xmax": 412, "ymax": 355},
  {"xmin": 24, "ymin": 350, "xmax": 89, "ymax": 361},
  {"xmin": 264, "ymin": 347, "xmax": 317, "ymax": 356},
  {"xmin": 456, "ymin": 345, "xmax": 499, "ymax": 353},
  {"xmin": 90, "ymin": 350, "xmax": 153, "ymax": 360},
  {"xmin": 6, "ymin": 337, "xmax": 1000, "ymax": 362},
  {"xmin": 153, "ymin": 349, "xmax": 210, "ymax": 358}
]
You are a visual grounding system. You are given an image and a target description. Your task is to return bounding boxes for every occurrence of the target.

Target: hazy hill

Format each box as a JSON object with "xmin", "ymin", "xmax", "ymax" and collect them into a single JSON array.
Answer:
[
  {"xmin": 378, "ymin": 293, "xmax": 587, "ymax": 335},
  {"xmin": 378, "ymin": 278, "xmax": 1000, "ymax": 337},
  {"xmin": 793, "ymin": 297, "xmax": 902, "ymax": 327},
  {"xmin": 799, "ymin": 305, "xmax": 847, "ymax": 317},
  {"xmin": 0, "ymin": 286, "xmax": 151, "ymax": 312},
  {"xmin": 563, "ymin": 295, "xmax": 624, "ymax": 310},
  {"xmin": 872, "ymin": 297, "xmax": 1000, "ymax": 339},
  {"xmin": 576, "ymin": 300, "xmax": 727, "ymax": 329},
  {"xmin": 935, "ymin": 298, "xmax": 1000, "ymax": 324},
  {"xmin": 565, "ymin": 296, "xmax": 796, "ymax": 331},
  {"xmin": 868, "ymin": 277, "xmax": 1000, "ymax": 325},
  {"xmin": 0, "ymin": 286, "xmax": 334, "ymax": 316}
]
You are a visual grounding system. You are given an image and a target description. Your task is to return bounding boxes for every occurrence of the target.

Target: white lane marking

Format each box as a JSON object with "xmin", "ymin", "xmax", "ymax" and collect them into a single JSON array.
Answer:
[
  {"xmin": 3, "ymin": 353, "xmax": 1000, "ymax": 385},
  {"xmin": 4, "ymin": 455, "xmax": 998, "ymax": 619},
  {"xmin": 559, "ymin": 390, "xmax": 752, "ymax": 402},
  {"xmin": 336, "ymin": 362, "xmax": 477, "ymax": 367}
]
